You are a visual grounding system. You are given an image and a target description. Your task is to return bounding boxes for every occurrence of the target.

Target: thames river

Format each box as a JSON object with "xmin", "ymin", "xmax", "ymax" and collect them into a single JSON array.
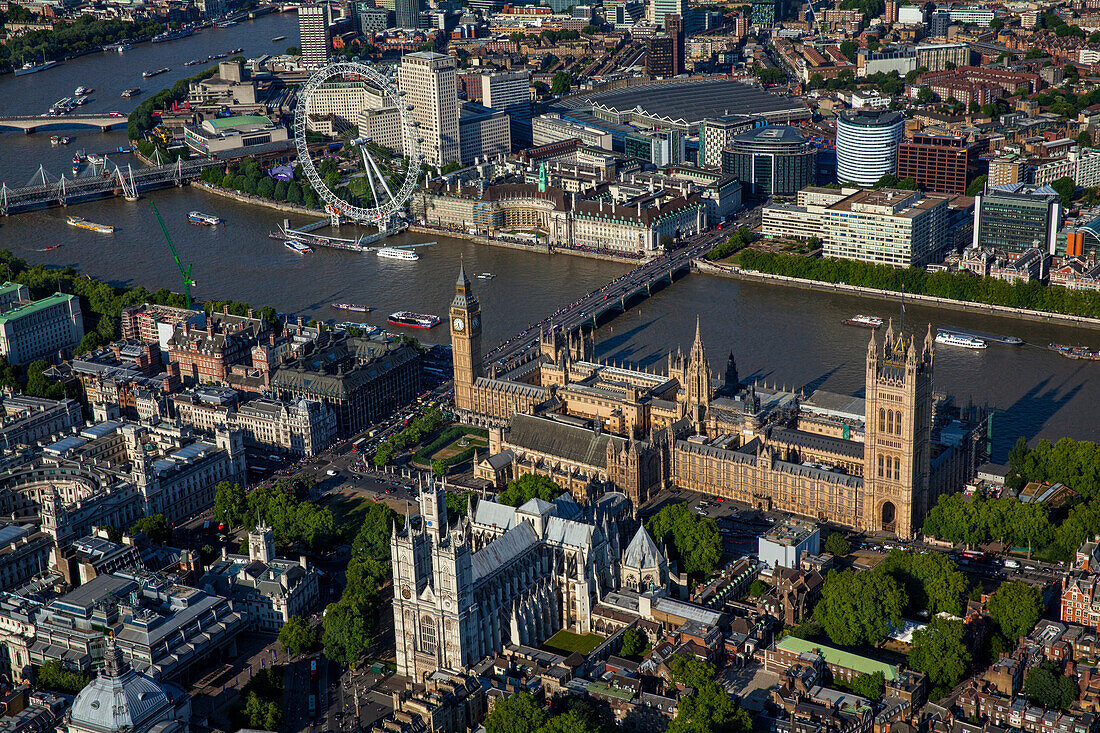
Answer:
[{"xmin": 0, "ymin": 17, "xmax": 1098, "ymax": 455}]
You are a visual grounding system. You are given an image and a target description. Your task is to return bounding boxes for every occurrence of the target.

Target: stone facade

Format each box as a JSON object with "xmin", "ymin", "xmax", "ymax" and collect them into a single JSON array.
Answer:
[{"xmin": 454, "ymin": 268, "xmax": 983, "ymax": 539}]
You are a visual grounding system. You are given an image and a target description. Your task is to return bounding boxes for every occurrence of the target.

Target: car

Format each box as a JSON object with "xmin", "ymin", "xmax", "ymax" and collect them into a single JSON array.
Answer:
[{"xmin": 108, "ymin": 111, "xmax": 124, "ymax": 117}]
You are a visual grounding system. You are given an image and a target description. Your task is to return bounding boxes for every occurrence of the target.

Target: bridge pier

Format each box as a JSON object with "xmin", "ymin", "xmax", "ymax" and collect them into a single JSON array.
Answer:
[{"xmin": 23, "ymin": 127, "xmax": 34, "ymax": 135}]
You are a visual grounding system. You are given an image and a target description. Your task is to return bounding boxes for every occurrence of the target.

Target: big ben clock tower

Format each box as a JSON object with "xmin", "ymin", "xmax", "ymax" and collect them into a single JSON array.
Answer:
[{"xmin": 450, "ymin": 261, "xmax": 482, "ymax": 414}]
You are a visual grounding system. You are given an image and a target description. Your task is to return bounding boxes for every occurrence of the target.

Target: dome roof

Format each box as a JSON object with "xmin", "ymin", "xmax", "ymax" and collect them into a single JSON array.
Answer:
[{"xmin": 69, "ymin": 639, "xmax": 173, "ymax": 733}]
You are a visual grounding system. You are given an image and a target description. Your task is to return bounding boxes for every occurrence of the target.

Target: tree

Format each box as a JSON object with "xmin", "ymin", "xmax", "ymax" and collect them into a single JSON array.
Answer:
[
  {"xmin": 1079, "ymin": 131, "xmax": 1093, "ymax": 148},
  {"xmin": 814, "ymin": 569, "xmax": 907, "ymax": 646},
  {"xmin": 646, "ymin": 503, "xmax": 722, "ymax": 577},
  {"xmin": 1024, "ymin": 662, "xmax": 1079, "ymax": 710},
  {"xmin": 213, "ymin": 481, "xmax": 248, "ymax": 529},
  {"xmin": 36, "ymin": 660, "xmax": 90, "ymax": 694},
  {"xmin": 881, "ymin": 549, "xmax": 968, "ymax": 616},
  {"xmin": 755, "ymin": 66, "xmax": 786, "ymax": 85},
  {"xmin": 660, "ymin": 234, "xmax": 675, "ymax": 251},
  {"xmin": 242, "ymin": 691, "xmax": 281, "ymax": 731},
  {"xmin": 909, "ymin": 616, "xmax": 970, "ymax": 690},
  {"xmin": 279, "ymin": 615, "xmax": 316, "ymax": 657},
  {"xmin": 550, "ymin": 71, "xmax": 571, "ymax": 94},
  {"xmin": 322, "ymin": 595, "xmax": 372, "ymax": 668},
  {"xmin": 620, "ymin": 627, "xmax": 647, "ymax": 657},
  {"xmin": 839, "ymin": 40, "xmax": 858, "ymax": 61},
  {"xmin": 824, "ymin": 533, "xmax": 850, "ymax": 557},
  {"xmin": 916, "ymin": 86, "xmax": 935, "ymax": 104},
  {"xmin": 988, "ymin": 581, "xmax": 1043, "ymax": 639},
  {"xmin": 748, "ymin": 579, "xmax": 769, "ymax": 598},
  {"xmin": 483, "ymin": 692, "xmax": 546, "ymax": 733},
  {"xmin": 851, "ymin": 671, "xmax": 885, "ymax": 701},
  {"xmin": 498, "ymin": 474, "xmax": 561, "ymax": 506},
  {"xmin": 76, "ymin": 332, "xmax": 103, "ymax": 355},
  {"xmin": 666, "ymin": 657, "xmax": 752, "ymax": 733},
  {"xmin": 965, "ymin": 174, "xmax": 988, "ymax": 196},
  {"xmin": 1051, "ymin": 176, "xmax": 1077, "ymax": 206},
  {"xmin": 129, "ymin": 514, "xmax": 172, "ymax": 544},
  {"xmin": 350, "ymin": 500, "xmax": 400, "ymax": 559}
]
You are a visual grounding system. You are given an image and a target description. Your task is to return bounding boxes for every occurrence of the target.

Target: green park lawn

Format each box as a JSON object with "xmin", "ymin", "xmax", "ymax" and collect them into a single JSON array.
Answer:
[{"xmin": 542, "ymin": 630, "xmax": 604, "ymax": 656}]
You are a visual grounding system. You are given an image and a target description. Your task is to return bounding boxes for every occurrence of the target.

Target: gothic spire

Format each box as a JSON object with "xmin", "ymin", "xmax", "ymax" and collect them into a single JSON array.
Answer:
[{"xmin": 457, "ymin": 255, "xmax": 470, "ymax": 290}]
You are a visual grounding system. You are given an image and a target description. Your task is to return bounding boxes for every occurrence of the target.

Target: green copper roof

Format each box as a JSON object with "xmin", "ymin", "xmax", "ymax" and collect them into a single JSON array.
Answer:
[
  {"xmin": 0, "ymin": 293, "xmax": 74, "ymax": 323},
  {"xmin": 205, "ymin": 115, "xmax": 272, "ymax": 129},
  {"xmin": 777, "ymin": 636, "xmax": 898, "ymax": 680}
]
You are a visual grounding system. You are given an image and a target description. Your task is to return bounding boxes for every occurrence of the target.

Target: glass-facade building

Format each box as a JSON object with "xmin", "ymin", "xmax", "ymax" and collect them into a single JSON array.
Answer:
[
  {"xmin": 973, "ymin": 184, "xmax": 1062, "ymax": 255},
  {"xmin": 721, "ymin": 125, "xmax": 816, "ymax": 196}
]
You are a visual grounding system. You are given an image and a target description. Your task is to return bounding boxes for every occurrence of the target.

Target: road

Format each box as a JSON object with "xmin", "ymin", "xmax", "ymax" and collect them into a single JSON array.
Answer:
[{"xmin": 484, "ymin": 218, "xmax": 749, "ymax": 367}]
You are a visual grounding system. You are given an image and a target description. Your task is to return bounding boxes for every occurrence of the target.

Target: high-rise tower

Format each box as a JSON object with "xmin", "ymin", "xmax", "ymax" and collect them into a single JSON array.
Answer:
[
  {"xmin": 450, "ymin": 262, "xmax": 482, "ymax": 414},
  {"xmin": 298, "ymin": 3, "xmax": 332, "ymax": 69},
  {"xmin": 398, "ymin": 51, "xmax": 460, "ymax": 167},
  {"xmin": 862, "ymin": 322, "xmax": 934, "ymax": 539}
]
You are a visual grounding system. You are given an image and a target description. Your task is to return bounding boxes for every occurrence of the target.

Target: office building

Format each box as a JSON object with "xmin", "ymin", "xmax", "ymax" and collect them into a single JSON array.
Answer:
[
  {"xmin": 458, "ymin": 102, "xmax": 511, "ymax": 165},
  {"xmin": 395, "ymin": 0, "xmax": 420, "ymax": 27},
  {"xmin": 721, "ymin": 125, "xmax": 817, "ymax": 196},
  {"xmin": 200, "ymin": 523, "xmax": 321, "ymax": 633},
  {"xmin": 646, "ymin": 34, "xmax": 678, "ymax": 78},
  {"xmin": 822, "ymin": 188, "xmax": 949, "ymax": 266},
  {"xmin": 531, "ymin": 114, "xmax": 613, "ymax": 150},
  {"xmin": 896, "ymin": 134, "xmax": 974, "ymax": 195},
  {"xmin": 698, "ymin": 115, "xmax": 760, "ymax": 169},
  {"xmin": 271, "ymin": 334, "xmax": 421, "ymax": 437},
  {"xmin": 171, "ymin": 391, "xmax": 337, "ymax": 457},
  {"xmin": 0, "ymin": 394, "xmax": 83, "ymax": 449},
  {"xmin": 763, "ymin": 187, "xmax": 951, "ymax": 266},
  {"xmin": 973, "ymin": 183, "xmax": 1062, "ymax": 256},
  {"xmin": 298, "ymin": 3, "xmax": 333, "ymax": 68},
  {"xmin": 0, "ymin": 420, "xmax": 246, "ymax": 548},
  {"xmin": 305, "ymin": 78, "xmax": 391, "ymax": 134},
  {"xmin": 481, "ymin": 70, "xmax": 532, "ymax": 146},
  {"xmin": 751, "ymin": 0, "xmax": 789, "ymax": 26},
  {"xmin": 651, "ymin": 0, "xmax": 685, "ymax": 27},
  {"xmin": 0, "ymin": 291, "xmax": 83, "ymax": 366},
  {"xmin": 758, "ymin": 520, "xmax": 820, "ymax": 569},
  {"xmin": 398, "ymin": 51, "xmax": 460, "ymax": 167},
  {"xmin": 835, "ymin": 110, "xmax": 904, "ymax": 186},
  {"xmin": 356, "ymin": 4, "xmax": 389, "ymax": 31},
  {"xmin": 0, "ymin": 522, "xmax": 51, "ymax": 593},
  {"xmin": 0, "ymin": 571, "xmax": 245, "ymax": 684}
]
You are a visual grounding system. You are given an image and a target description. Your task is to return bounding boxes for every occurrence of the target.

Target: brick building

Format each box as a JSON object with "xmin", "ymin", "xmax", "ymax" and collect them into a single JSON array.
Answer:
[{"xmin": 896, "ymin": 135, "xmax": 976, "ymax": 195}]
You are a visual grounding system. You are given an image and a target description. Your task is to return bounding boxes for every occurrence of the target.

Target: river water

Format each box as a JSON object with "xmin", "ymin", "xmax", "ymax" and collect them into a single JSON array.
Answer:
[
  {"xmin": 0, "ymin": 18, "xmax": 1097, "ymax": 456},
  {"xmin": 0, "ymin": 12, "xmax": 299, "ymax": 185}
]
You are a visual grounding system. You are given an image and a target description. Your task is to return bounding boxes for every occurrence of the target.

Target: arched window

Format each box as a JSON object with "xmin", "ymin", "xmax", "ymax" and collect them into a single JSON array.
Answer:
[
  {"xmin": 886, "ymin": 411, "xmax": 894, "ymax": 435},
  {"xmin": 894, "ymin": 410, "xmax": 903, "ymax": 435},
  {"xmin": 419, "ymin": 615, "xmax": 437, "ymax": 654},
  {"xmin": 893, "ymin": 457, "xmax": 901, "ymax": 480},
  {"xmin": 877, "ymin": 455, "xmax": 884, "ymax": 477},
  {"xmin": 879, "ymin": 408, "xmax": 885, "ymax": 432}
]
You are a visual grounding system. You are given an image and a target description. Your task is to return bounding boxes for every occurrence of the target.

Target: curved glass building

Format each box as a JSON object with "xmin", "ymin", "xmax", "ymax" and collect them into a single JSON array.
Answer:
[
  {"xmin": 836, "ymin": 110, "xmax": 904, "ymax": 187},
  {"xmin": 720, "ymin": 125, "xmax": 817, "ymax": 196}
]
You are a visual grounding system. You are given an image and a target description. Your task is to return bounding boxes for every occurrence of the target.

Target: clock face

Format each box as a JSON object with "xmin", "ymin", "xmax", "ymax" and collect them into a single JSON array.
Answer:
[
  {"xmin": 402, "ymin": 587, "xmax": 411, "ymax": 600},
  {"xmin": 453, "ymin": 317, "xmax": 465, "ymax": 332}
]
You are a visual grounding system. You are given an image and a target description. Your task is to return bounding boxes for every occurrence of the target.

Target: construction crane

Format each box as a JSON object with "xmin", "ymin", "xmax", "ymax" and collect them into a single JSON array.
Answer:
[{"xmin": 150, "ymin": 202, "xmax": 195, "ymax": 309}]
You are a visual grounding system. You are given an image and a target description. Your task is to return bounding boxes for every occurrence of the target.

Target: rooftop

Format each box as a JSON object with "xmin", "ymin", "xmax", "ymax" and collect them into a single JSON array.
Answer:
[
  {"xmin": 0, "ymin": 293, "xmax": 74, "ymax": 324},
  {"xmin": 776, "ymin": 636, "xmax": 898, "ymax": 680}
]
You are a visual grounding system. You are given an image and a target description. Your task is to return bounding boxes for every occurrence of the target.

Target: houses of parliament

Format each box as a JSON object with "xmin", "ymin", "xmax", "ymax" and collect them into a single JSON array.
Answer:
[{"xmin": 450, "ymin": 266, "xmax": 984, "ymax": 540}]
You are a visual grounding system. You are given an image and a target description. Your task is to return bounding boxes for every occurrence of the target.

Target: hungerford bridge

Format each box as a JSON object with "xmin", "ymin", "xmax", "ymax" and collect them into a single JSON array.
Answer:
[{"xmin": 0, "ymin": 157, "xmax": 223, "ymax": 215}]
